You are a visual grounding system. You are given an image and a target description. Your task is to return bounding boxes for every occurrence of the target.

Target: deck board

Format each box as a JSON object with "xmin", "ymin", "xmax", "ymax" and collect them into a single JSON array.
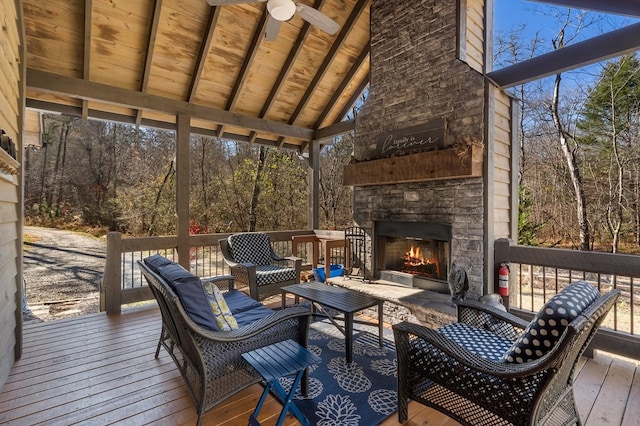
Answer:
[{"xmin": 1, "ymin": 305, "xmax": 637, "ymax": 425}]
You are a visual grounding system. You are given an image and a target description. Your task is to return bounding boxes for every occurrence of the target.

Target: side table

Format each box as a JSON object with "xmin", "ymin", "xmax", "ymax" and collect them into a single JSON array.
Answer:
[{"xmin": 242, "ymin": 339, "xmax": 321, "ymax": 426}]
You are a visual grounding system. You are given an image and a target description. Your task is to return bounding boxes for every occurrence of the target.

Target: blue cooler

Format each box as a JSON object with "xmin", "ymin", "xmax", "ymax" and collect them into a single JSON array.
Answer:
[{"xmin": 312, "ymin": 264, "xmax": 344, "ymax": 283}]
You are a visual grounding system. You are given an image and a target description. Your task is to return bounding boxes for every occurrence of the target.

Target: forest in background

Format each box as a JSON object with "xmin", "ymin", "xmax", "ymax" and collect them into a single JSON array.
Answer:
[{"xmin": 23, "ymin": 116, "xmax": 355, "ymax": 236}]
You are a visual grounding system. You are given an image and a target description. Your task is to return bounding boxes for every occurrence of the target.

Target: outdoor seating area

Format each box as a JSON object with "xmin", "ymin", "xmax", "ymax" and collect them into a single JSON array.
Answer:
[
  {"xmin": 48, "ymin": 252, "xmax": 629, "ymax": 425},
  {"xmin": 1, "ymin": 300, "xmax": 638, "ymax": 425}
]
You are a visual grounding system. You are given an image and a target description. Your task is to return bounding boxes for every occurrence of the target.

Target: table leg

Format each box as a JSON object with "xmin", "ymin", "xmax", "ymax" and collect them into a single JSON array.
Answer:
[
  {"xmin": 270, "ymin": 370, "xmax": 310, "ymax": 426},
  {"xmin": 281, "ymin": 291, "xmax": 287, "ymax": 309},
  {"xmin": 345, "ymin": 313, "xmax": 354, "ymax": 364},
  {"xmin": 378, "ymin": 301, "xmax": 384, "ymax": 348}
]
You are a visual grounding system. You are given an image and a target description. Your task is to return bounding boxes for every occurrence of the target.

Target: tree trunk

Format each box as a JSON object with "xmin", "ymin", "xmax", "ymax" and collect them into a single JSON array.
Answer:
[
  {"xmin": 248, "ymin": 146, "xmax": 267, "ymax": 232},
  {"xmin": 551, "ymin": 72, "xmax": 591, "ymax": 250}
]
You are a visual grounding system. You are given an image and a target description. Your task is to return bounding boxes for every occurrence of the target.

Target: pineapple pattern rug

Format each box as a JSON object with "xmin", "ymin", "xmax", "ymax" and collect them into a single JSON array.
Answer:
[{"xmin": 278, "ymin": 318, "xmax": 398, "ymax": 425}]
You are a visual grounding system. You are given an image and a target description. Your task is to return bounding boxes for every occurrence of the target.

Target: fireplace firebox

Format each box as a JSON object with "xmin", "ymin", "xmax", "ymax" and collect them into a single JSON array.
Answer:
[{"xmin": 375, "ymin": 221, "xmax": 451, "ymax": 291}]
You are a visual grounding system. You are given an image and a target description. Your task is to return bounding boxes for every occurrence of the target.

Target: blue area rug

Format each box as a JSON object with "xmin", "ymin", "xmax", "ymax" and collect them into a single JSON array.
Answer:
[{"xmin": 278, "ymin": 319, "xmax": 398, "ymax": 425}]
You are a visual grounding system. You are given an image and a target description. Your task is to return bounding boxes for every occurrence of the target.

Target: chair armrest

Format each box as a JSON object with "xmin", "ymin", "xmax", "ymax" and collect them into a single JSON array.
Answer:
[
  {"xmin": 457, "ymin": 300, "xmax": 528, "ymax": 340},
  {"xmin": 201, "ymin": 275, "xmax": 235, "ymax": 293},
  {"xmin": 393, "ymin": 321, "xmax": 553, "ymax": 377}
]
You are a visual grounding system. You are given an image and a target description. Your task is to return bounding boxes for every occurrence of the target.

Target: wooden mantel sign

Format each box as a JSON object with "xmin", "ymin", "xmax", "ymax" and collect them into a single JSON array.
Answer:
[
  {"xmin": 374, "ymin": 119, "xmax": 446, "ymax": 158},
  {"xmin": 343, "ymin": 145, "xmax": 483, "ymax": 186}
]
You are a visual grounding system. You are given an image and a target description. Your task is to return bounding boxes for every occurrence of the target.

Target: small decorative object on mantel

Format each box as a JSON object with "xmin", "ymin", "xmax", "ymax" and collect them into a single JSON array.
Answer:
[{"xmin": 447, "ymin": 261, "xmax": 469, "ymax": 306}]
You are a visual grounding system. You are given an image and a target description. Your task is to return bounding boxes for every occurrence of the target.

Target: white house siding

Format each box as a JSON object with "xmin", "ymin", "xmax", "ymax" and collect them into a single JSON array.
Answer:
[{"xmin": 0, "ymin": 0, "xmax": 24, "ymax": 391}]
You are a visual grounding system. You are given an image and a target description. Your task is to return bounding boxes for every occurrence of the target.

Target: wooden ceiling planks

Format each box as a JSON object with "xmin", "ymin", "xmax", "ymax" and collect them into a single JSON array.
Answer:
[{"xmin": 23, "ymin": 0, "xmax": 370, "ymax": 149}]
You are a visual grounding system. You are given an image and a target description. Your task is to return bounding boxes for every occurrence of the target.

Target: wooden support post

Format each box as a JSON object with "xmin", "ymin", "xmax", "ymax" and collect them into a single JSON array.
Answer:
[
  {"xmin": 103, "ymin": 232, "xmax": 122, "ymax": 314},
  {"xmin": 176, "ymin": 114, "xmax": 190, "ymax": 269}
]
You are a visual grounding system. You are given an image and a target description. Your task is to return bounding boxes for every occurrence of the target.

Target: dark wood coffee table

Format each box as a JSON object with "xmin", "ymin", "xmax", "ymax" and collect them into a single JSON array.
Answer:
[{"xmin": 281, "ymin": 281, "xmax": 384, "ymax": 363}]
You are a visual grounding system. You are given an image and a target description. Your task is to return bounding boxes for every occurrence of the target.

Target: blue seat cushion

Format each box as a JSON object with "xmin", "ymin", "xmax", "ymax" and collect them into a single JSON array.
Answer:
[
  {"xmin": 224, "ymin": 289, "xmax": 264, "ymax": 314},
  {"xmin": 437, "ymin": 323, "xmax": 513, "ymax": 362},
  {"xmin": 233, "ymin": 303, "xmax": 274, "ymax": 327},
  {"xmin": 228, "ymin": 233, "xmax": 273, "ymax": 266},
  {"xmin": 144, "ymin": 255, "xmax": 219, "ymax": 332},
  {"xmin": 255, "ymin": 265, "xmax": 297, "ymax": 286},
  {"xmin": 502, "ymin": 280, "xmax": 601, "ymax": 363}
]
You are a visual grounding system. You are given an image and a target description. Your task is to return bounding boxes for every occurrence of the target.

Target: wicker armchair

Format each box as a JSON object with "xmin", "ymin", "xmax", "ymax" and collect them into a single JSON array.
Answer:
[
  {"xmin": 393, "ymin": 283, "xmax": 619, "ymax": 426},
  {"xmin": 219, "ymin": 232, "xmax": 301, "ymax": 300},
  {"xmin": 139, "ymin": 260, "xmax": 310, "ymax": 426}
]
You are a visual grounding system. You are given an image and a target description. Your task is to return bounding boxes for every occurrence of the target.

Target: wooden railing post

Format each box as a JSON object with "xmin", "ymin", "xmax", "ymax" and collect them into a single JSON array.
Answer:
[
  {"xmin": 103, "ymin": 232, "xmax": 123, "ymax": 314},
  {"xmin": 494, "ymin": 238, "xmax": 512, "ymax": 310}
]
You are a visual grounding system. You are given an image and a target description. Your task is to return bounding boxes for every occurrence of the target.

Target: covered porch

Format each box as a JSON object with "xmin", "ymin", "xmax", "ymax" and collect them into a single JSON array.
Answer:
[{"xmin": 1, "ymin": 304, "xmax": 637, "ymax": 425}]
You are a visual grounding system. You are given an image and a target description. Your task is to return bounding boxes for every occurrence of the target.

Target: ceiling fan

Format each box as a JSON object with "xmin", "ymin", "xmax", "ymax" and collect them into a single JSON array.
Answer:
[{"xmin": 206, "ymin": 0, "xmax": 340, "ymax": 41}]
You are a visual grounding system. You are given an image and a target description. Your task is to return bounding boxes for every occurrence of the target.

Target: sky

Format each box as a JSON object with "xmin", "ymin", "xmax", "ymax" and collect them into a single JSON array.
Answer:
[{"xmin": 492, "ymin": 0, "xmax": 639, "ymax": 87}]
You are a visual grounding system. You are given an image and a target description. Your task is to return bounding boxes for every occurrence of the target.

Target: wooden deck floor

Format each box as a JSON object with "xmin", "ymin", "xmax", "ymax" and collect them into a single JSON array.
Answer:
[{"xmin": 1, "ymin": 305, "xmax": 638, "ymax": 425}]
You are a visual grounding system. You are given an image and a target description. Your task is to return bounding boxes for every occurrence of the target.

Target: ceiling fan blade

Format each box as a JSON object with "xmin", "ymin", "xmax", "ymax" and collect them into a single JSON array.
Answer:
[
  {"xmin": 264, "ymin": 15, "xmax": 282, "ymax": 41},
  {"xmin": 295, "ymin": 3, "xmax": 340, "ymax": 35},
  {"xmin": 206, "ymin": 0, "xmax": 266, "ymax": 6}
]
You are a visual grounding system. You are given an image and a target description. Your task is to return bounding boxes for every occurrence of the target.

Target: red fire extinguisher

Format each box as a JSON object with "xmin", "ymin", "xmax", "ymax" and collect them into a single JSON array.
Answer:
[{"xmin": 498, "ymin": 263, "xmax": 510, "ymax": 297}]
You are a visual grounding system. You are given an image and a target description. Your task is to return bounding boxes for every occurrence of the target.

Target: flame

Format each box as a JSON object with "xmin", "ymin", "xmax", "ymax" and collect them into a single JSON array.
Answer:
[{"xmin": 403, "ymin": 245, "xmax": 440, "ymax": 276}]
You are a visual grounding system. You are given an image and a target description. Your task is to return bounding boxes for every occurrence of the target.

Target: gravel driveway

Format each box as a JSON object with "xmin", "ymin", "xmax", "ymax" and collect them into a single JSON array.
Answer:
[{"xmin": 23, "ymin": 226, "xmax": 106, "ymax": 321}]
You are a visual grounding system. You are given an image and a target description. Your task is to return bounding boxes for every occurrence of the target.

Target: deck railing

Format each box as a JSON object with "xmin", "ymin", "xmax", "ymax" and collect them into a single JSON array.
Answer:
[
  {"xmin": 102, "ymin": 233, "xmax": 638, "ymax": 359},
  {"xmin": 495, "ymin": 238, "xmax": 640, "ymax": 360},
  {"xmin": 102, "ymin": 230, "xmax": 317, "ymax": 313}
]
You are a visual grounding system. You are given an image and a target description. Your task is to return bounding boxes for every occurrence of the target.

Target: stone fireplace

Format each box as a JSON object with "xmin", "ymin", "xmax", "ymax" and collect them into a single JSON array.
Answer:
[
  {"xmin": 345, "ymin": 0, "xmax": 495, "ymax": 299},
  {"xmin": 375, "ymin": 221, "xmax": 451, "ymax": 292}
]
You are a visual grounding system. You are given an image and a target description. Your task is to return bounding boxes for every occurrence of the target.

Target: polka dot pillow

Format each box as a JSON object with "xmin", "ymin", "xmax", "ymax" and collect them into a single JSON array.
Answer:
[{"xmin": 502, "ymin": 281, "xmax": 601, "ymax": 363}]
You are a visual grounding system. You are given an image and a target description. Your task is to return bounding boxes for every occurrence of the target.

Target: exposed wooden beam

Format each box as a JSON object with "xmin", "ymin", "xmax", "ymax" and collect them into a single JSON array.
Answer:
[
  {"xmin": 216, "ymin": 10, "xmax": 270, "ymax": 139},
  {"xmin": 136, "ymin": 0, "xmax": 163, "ymax": 126},
  {"xmin": 82, "ymin": 0, "xmax": 92, "ymax": 120},
  {"xmin": 188, "ymin": 6, "xmax": 221, "ymax": 102},
  {"xmin": 336, "ymin": 72, "xmax": 369, "ymax": 122},
  {"xmin": 277, "ymin": 0, "xmax": 369, "ymax": 148},
  {"xmin": 314, "ymin": 119, "xmax": 355, "ymax": 140},
  {"xmin": 528, "ymin": 0, "xmax": 640, "ymax": 17},
  {"xmin": 313, "ymin": 45, "xmax": 369, "ymax": 129},
  {"xmin": 26, "ymin": 98, "xmax": 303, "ymax": 151},
  {"xmin": 26, "ymin": 68, "xmax": 315, "ymax": 140},
  {"xmin": 487, "ymin": 22, "xmax": 640, "ymax": 88},
  {"xmin": 247, "ymin": 0, "xmax": 326, "ymax": 144}
]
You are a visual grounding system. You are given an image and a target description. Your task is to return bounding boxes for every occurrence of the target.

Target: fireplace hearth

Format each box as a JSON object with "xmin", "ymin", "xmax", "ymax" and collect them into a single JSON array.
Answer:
[{"xmin": 375, "ymin": 221, "xmax": 451, "ymax": 293}]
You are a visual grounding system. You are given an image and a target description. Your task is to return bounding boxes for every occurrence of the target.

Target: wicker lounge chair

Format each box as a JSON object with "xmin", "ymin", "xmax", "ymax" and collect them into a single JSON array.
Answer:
[
  {"xmin": 139, "ymin": 258, "xmax": 311, "ymax": 426},
  {"xmin": 219, "ymin": 232, "xmax": 301, "ymax": 300},
  {"xmin": 393, "ymin": 281, "xmax": 619, "ymax": 426}
]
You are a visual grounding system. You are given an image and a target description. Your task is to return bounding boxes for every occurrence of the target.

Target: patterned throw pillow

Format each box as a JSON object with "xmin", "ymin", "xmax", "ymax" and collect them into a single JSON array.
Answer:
[
  {"xmin": 501, "ymin": 281, "xmax": 601, "ymax": 363},
  {"xmin": 208, "ymin": 284, "xmax": 239, "ymax": 331}
]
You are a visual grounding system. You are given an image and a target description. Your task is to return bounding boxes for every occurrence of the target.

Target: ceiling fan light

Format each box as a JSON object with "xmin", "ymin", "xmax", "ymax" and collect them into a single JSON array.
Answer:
[{"xmin": 267, "ymin": 0, "xmax": 296, "ymax": 21}]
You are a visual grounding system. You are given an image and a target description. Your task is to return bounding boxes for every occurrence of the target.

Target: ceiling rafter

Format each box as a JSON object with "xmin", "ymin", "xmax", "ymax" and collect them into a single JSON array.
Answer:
[
  {"xmin": 82, "ymin": 0, "xmax": 92, "ymax": 120},
  {"xmin": 26, "ymin": 68, "xmax": 315, "ymax": 140},
  {"xmin": 299, "ymin": 45, "xmax": 369, "ymax": 152},
  {"xmin": 336, "ymin": 73, "xmax": 369, "ymax": 122},
  {"xmin": 487, "ymin": 21, "xmax": 640, "ymax": 87},
  {"xmin": 276, "ymin": 0, "xmax": 369, "ymax": 148},
  {"xmin": 188, "ymin": 6, "xmax": 222, "ymax": 102},
  {"xmin": 136, "ymin": 0, "xmax": 164, "ymax": 126},
  {"xmin": 215, "ymin": 9, "xmax": 271, "ymax": 139},
  {"xmin": 246, "ymin": 0, "xmax": 327, "ymax": 145},
  {"xmin": 26, "ymin": 98, "xmax": 304, "ymax": 151},
  {"xmin": 529, "ymin": 0, "xmax": 640, "ymax": 17},
  {"xmin": 314, "ymin": 44, "xmax": 369, "ymax": 129}
]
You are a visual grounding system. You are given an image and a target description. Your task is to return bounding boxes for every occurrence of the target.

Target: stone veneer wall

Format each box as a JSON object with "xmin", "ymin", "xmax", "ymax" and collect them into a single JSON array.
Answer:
[{"xmin": 352, "ymin": 0, "xmax": 487, "ymax": 297}]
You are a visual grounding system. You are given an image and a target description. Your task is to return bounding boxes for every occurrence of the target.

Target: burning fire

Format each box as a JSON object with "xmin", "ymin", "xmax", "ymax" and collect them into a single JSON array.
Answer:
[{"xmin": 403, "ymin": 245, "xmax": 440, "ymax": 277}]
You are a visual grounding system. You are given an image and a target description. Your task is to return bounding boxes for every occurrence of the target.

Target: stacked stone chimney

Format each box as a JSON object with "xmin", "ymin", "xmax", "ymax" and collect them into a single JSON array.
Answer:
[{"xmin": 352, "ymin": 0, "xmax": 488, "ymax": 297}]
